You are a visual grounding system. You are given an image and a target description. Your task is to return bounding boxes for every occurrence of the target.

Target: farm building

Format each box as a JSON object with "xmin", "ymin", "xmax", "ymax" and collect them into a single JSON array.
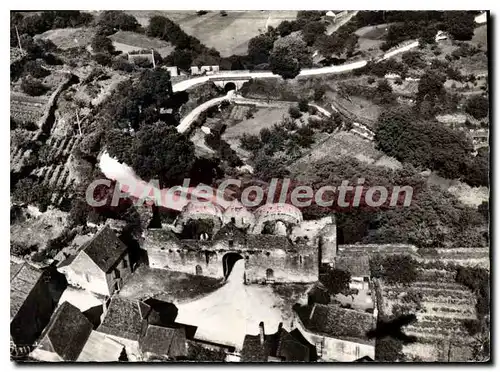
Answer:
[{"xmin": 190, "ymin": 65, "xmax": 220, "ymax": 75}]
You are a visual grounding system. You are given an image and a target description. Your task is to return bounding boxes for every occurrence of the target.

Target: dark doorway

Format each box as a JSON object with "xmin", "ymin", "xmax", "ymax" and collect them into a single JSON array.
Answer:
[
  {"xmin": 224, "ymin": 82, "xmax": 236, "ymax": 93},
  {"xmin": 222, "ymin": 252, "xmax": 243, "ymax": 279},
  {"xmin": 266, "ymin": 268, "xmax": 274, "ymax": 280},
  {"xmin": 195, "ymin": 265, "xmax": 203, "ymax": 275}
]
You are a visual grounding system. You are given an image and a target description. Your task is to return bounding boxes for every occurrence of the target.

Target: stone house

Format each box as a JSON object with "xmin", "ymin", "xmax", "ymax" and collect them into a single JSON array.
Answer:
[
  {"xmin": 292, "ymin": 304, "xmax": 376, "ymax": 362},
  {"xmin": 30, "ymin": 301, "xmax": 93, "ymax": 361},
  {"xmin": 57, "ymin": 225, "xmax": 132, "ymax": 297},
  {"xmin": 30, "ymin": 301, "xmax": 124, "ymax": 362},
  {"xmin": 97, "ymin": 296, "xmax": 151, "ymax": 361},
  {"xmin": 10, "ymin": 260, "xmax": 66, "ymax": 347},
  {"xmin": 97, "ymin": 296, "xmax": 188, "ymax": 361},
  {"xmin": 140, "ymin": 325, "xmax": 187, "ymax": 360},
  {"xmin": 241, "ymin": 322, "xmax": 313, "ymax": 362}
]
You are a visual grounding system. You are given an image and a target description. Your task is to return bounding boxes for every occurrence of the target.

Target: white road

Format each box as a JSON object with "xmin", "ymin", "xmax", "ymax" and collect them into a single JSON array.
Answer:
[{"xmin": 176, "ymin": 91, "xmax": 235, "ymax": 133}]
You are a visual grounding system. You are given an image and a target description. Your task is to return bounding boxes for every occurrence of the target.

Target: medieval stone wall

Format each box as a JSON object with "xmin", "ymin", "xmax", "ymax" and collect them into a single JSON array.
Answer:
[{"xmin": 144, "ymin": 231, "xmax": 318, "ymax": 283}]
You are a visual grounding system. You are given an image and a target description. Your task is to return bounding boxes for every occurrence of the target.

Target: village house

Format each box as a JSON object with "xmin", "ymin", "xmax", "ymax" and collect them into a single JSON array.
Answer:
[
  {"xmin": 97, "ymin": 296, "xmax": 190, "ymax": 361},
  {"xmin": 140, "ymin": 324, "xmax": 187, "ymax": 361},
  {"xmin": 292, "ymin": 304, "xmax": 376, "ymax": 362},
  {"xmin": 241, "ymin": 322, "xmax": 313, "ymax": 362},
  {"xmin": 30, "ymin": 301, "xmax": 93, "ymax": 361},
  {"xmin": 57, "ymin": 225, "xmax": 132, "ymax": 297},
  {"xmin": 97, "ymin": 296, "xmax": 151, "ymax": 361},
  {"xmin": 10, "ymin": 259, "xmax": 66, "ymax": 347},
  {"xmin": 30, "ymin": 301, "xmax": 124, "ymax": 362}
]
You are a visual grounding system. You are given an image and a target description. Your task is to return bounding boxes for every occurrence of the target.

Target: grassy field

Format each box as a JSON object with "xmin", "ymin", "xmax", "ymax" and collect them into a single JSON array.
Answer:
[
  {"xmin": 109, "ymin": 31, "xmax": 174, "ymax": 57},
  {"xmin": 126, "ymin": 10, "xmax": 297, "ymax": 57},
  {"xmin": 36, "ymin": 27, "xmax": 96, "ymax": 49},
  {"xmin": 354, "ymin": 23, "xmax": 390, "ymax": 57}
]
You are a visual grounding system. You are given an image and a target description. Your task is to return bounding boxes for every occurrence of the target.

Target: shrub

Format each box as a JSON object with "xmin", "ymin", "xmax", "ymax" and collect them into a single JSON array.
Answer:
[
  {"xmin": 289, "ymin": 106, "xmax": 302, "ymax": 119},
  {"xmin": 91, "ymin": 34, "xmax": 115, "ymax": 54},
  {"xmin": 25, "ymin": 60, "xmax": 50, "ymax": 79},
  {"xmin": 21, "ymin": 77, "xmax": 48, "ymax": 96},
  {"xmin": 465, "ymin": 95, "xmax": 489, "ymax": 119},
  {"xmin": 112, "ymin": 57, "xmax": 135, "ymax": 72},
  {"xmin": 93, "ymin": 52, "xmax": 112, "ymax": 66},
  {"xmin": 298, "ymin": 99, "xmax": 309, "ymax": 112},
  {"xmin": 313, "ymin": 85, "xmax": 326, "ymax": 100}
]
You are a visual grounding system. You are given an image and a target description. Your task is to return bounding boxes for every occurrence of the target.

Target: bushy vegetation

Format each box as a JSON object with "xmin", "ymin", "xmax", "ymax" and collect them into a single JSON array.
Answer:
[
  {"xmin": 370, "ymin": 255, "xmax": 418, "ymax": 285},
  {"xmin": 320, "ymin": 267, "xmax": 351, "ymax": 295},
  {"xmin": 104, "ymin": 122, "xmax": 195, "ymax": 188},
  {"xmin": 97, "ymin": 68, "xmax": 178, "ymax": 130},
  {"xmin": 465, "ymin": 95, "xmax": 489, "ymax": 120},
  {"xmin": 91, "ymin": 33, "xmax": 115, "ymax": 54},
  {"xmin": 147, "ymin": 15, "xmax": 222, "ymax": 69},
  {"xmin": 375, "ymin": 107, "xmax": 487, "ymax": 184},
  {"xmin": 21, "ymin": 76, "xmax": 48, "ymax": 96},
  {"xmin": 240, "ymin": 117, "xmax": 315, "ymax": 159},
  {"xmin": 297, "ymin": 156, "xmax": 488, "ymax": 247},
  {"xmin": 10, "ymin": 11, "xmax": 93, "ymax": 46},
  {"xmin": 96, "ymin": 10, "xmax": 140, "ymax": 35}
]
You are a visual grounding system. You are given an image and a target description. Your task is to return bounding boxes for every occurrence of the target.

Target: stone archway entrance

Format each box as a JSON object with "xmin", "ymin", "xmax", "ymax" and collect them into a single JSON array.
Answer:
[
  {"xmin": 224, "ymin": 82, "xmax": 237, "ymax": 93},
  {"xmin": 222, "ymin": 252, "xmax": 243, "ymax": 280}
]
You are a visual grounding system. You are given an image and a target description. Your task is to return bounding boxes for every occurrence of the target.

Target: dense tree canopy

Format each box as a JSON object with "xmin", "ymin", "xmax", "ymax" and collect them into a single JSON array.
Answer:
[
  {"xmin": 444, "ymin": 11, "xmax": 475, "ymax": 41},
  {"xmin": 97, "ymin": 11, "xmax": 140, "ymax": 34},
  {"xmin": 91, "ymin": 34, "xmax": 115, "ymax": 54},
  {"xmin": 320, "ymin": 267, "xmax": 351, "ymax": 295},
  {"xmin": 295, "ymin": 156, "xmax": 488, "ymax": 248},
  {"xmin": 465, "ymin": 95, "xmax": 489, "ymax": 120},
  {"xmin": 269, "ymin": 47, "xmax": 301, "ymax": 79},
  {"xmin": 98, "ymin": 68, "xmax": 176, "ymax": 130},
  {"xmin": 247, "ymin": 34, "xmax": 276, "ymax": 65},
  {"xmin": 375, "ymin": 107, "xmax": 474, "ymax": 180},
  {"xmin": 105, "ymin": 122, "xmax": 195, "ymax": 188}
]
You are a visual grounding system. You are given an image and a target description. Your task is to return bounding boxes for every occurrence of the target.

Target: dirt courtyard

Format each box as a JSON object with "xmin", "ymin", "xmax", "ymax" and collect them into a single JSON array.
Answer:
[{"xmin": 175, "ymin": 260, "xmax": 309, "ymax": 349}]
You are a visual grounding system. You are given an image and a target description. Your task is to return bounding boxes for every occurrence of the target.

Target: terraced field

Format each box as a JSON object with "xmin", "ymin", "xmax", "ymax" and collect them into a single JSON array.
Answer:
[
  {"xmin": 376, "ymin": 268, "xmax": 477, "ymax": 361},
  {"xmin": 10, "ymin": 93, "xmax": 49, "ymax": 125},
  {"xmin": 29, "ymin": 135, "xmax": 82, "ymax": 206},
  {"xmin": 338, "ymin": 243, "xmax": 488, "ymax": 361}
]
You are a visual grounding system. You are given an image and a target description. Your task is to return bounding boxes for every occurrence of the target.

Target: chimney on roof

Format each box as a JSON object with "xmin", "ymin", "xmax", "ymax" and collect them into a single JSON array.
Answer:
[
  {"xmin": 277, "ymin": 322, "xmax": 283, "ymax": 333},
  {"xmin": 259, "ymin": 322, "xmax": 265, "ymax": 345}
]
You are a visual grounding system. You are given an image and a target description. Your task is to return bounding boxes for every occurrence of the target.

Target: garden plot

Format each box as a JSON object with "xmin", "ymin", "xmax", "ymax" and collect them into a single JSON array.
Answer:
[
  {"xmin": 291, "ymin": 131, "xmax": 401, "ymax": 174},
  {"xmin": 222, "ymin": 106, "xmax": 290, "ymax": 140},
  {"xmin": 36, "ymin": 27, "xmax": 96, "ymax": 49},
  {"xmin": 109, "ymin": 31, "xmax": 174, "ymax": 57}
]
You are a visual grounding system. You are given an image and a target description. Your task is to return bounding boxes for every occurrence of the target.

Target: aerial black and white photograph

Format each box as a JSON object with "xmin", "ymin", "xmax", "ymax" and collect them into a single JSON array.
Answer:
[{"xmin": 9, "ymin": 9, "xmax": 490, "ymax": 363}]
